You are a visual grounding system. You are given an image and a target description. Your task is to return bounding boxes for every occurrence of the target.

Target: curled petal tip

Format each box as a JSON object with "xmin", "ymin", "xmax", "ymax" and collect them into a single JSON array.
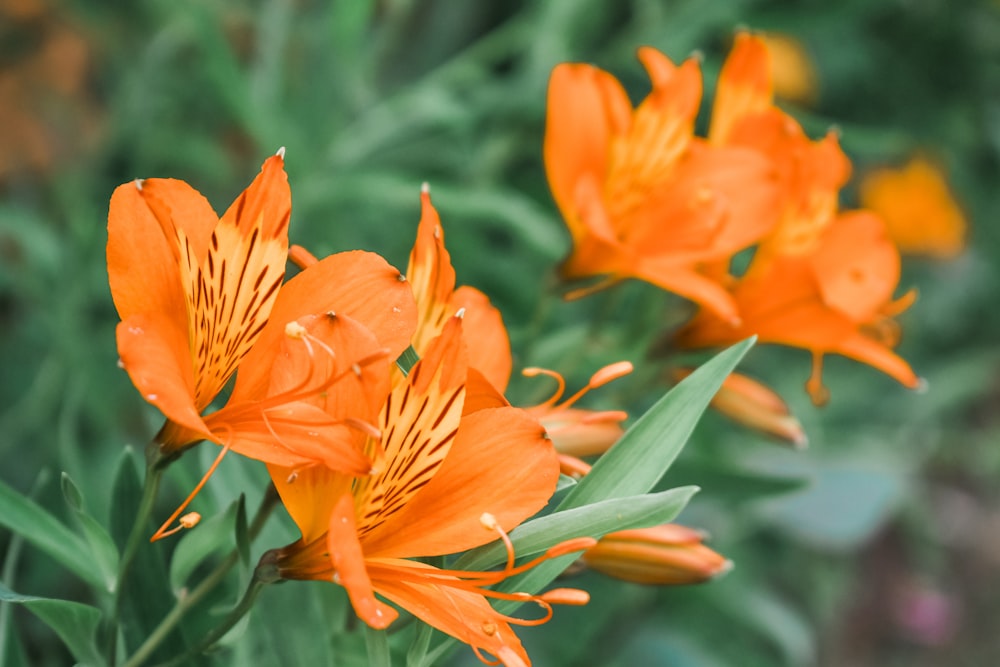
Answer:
[
  {"xmin": 689, "ymin": 49, "xmax": 705, "ymax": 63},
  {"xmin": 133, "ymin": 178, "xmax": 144, "ymax": 191},
  {"xmin": 915, "ymin": 377, "xmax": 930, "ymax": 394},
  {"xmin": 455, "ymin": 307, "xmax": 466, "ymax": 320},
  {"xmin": 421, "ymin": 181, "xmax": 430, "ymax": 194},
  {"xmin": 275, "ymin": 146, "xmax": 286, "ymax": 159}
]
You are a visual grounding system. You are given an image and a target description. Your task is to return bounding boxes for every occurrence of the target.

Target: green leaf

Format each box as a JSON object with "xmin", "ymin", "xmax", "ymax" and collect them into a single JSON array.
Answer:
[
  {"xmin": 0, "ymin": 476, "xmax": 102, "ymax": 588},
  {"xmin": 235, "ymin": 494, "xmax": 250, "ymax": 570},
  {"xmin": 559, "ymin": 337, "xmax": 755, "ymax": 510},
  {"xmin": 60, "ymin": 473, "xmax": 120, "ymax": 592},
  {"xmin": 169, "ymin": 501, "xmax": 239, "ymax": 593},
  {"xmin": 0, "ymin": 583, "xmax": 106, "ymax": 667},
  {"xmin": 455, "ymin": 487, "xmax": 698, "ymax": 572},
  {"xmin": 60, "ymin": 473, "xmax": 84, "ymax": 512},
  {"xmin": 364, "ymin": 624, "xmax": 392, "ymax": 667}
]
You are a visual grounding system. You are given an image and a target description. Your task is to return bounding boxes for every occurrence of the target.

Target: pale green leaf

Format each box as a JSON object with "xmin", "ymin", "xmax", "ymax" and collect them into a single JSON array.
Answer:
[{"xmin": 0, "ymin": 583, "xmax": 105, "ymax": 667}]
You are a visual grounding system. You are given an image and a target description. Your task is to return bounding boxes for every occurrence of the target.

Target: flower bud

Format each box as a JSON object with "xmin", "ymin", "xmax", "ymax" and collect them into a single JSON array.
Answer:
[{"xmin": 581, "ymin": 524, "xmax": 732, "ymax": 585}]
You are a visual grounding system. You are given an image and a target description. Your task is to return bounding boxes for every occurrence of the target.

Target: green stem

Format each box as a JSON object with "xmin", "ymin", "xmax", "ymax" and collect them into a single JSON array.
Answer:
[
  {"xmin": 151, "ymin": 554, "xmax": 280, "ymax": 667},
  {"xmin": 120, "ymin": 485, "xmax": 280, "ymax": 667},
  {"xmin": 107, "ymin": 441, "xmax": 168, "ymax": 664}
]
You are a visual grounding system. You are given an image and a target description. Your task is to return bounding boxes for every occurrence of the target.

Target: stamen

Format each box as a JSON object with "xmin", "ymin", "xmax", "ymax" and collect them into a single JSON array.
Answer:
[
  {"xmin": 522, "ymin": 368, "xmax": 565, "ymax": 407},
  {"xmin": 151, "ymin": 441, "xmax": 232, "ymax": 542},
  {"xmin": 480, "ymin": 513, "xmax": 516, "ymax": 573},
  {"xmin": 285, "ymin": 321, "xmax": 308, "ymax": 339},
  {"xmin": 805, "ymin": 352, "xmax": 830, "ymax": 407}
]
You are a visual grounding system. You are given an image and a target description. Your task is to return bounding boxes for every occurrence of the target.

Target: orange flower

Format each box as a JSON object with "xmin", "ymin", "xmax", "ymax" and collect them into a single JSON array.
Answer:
[
  {"xmin": 859, "ymin": 155, "xmax": 967, "ymax": 259},
  {"xmin": 109, "ymin": 151, "xmax": 293, "ymax": 449},
  {"xmin": 582, "ymin": 524, "xmax": 731, "ymax": 585},
  {"xmin": 109, "ymin": 151, "xmax": 416, "ymax": 454},
  {"xmin": 109, "ymin": 153, "xmax": 418, "ymax": 538},
  {"xmin": 269, "ymin": 317, "xmax": 593, "ymax": 666},
  {"xmin": 544, "ymin": 47, "xmax": 779, "ymax": 323},
  {"xmin": 677, "ymin": 212, "xmax": 921, "ymax": 405}
]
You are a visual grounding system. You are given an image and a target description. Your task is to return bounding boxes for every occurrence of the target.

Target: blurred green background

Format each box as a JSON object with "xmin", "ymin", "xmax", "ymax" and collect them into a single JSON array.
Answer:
[{"xmin": 2, "ymin": 0, "xmax": 999, "ymax": 665}]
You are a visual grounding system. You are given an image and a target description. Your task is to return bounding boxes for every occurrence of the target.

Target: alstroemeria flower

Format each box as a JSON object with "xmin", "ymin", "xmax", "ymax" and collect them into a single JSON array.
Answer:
[
  {"xmin": 110, "ymin": 152, "xmax": 416, "ymax": 455},
  {"xmin": 677, "ymin": 212, "xmax": 921, "ymax": 405},
  {"xmin": 859, "ymin": 155, "xmax": 967, "ymax": 259},
  {"xmin": 544, "ymin": 47, "xmax": 779, "ymax": 323},
  {"xmin": 269, "ymin": 316, "xmax": 593, "ymax": 666},
  {"xmin": 109, "ymin": 151, "xmax": 292, "ymax": 450}
]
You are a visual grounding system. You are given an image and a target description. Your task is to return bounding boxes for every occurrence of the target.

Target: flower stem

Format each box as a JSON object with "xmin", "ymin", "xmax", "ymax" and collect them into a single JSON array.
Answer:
[
  {"xmin": 120, "ymin": 485, "xmax": 280, "ymax": 667},
  {"xmin": 150, "ymin": 552, "xmax": 281, "ymax": 667},
  {"xmin": 107, "ymin": 440, "xmax": 169, "ymax": 664}
]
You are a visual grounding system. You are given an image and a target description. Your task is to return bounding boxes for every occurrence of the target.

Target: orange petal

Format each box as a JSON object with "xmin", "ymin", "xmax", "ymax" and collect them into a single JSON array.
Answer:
[
  {"xmin": 452, "ymin": 285, "xmax": 512, "ymax": 393},
  {"xmin": 232, "ymin": 250, "xmax": 417, "ymax": 400},
  {"xmin": 407, "ymin": 189, "xmax": 457, "ymax": 331},
  {"xmin": 368, "ymin": 560, "xmax": 530, "ymax": 667},
  {"xmin": 211, "ymin": 401, "xmax": 372, "ymax": 472},
  {"xmin": 115, "ymin": 314, "xmax": 210, "ymax": 443},
  {"xmin": 811, "ymin": 211, "xmax": 900, "ymax": 322},
  {"xmin": 631, "ymin": 259, "xmax": 740, "ymax": 325},
  {"xmin": 328, "ymin": 493, "xmax": 399, "ymax": 629},
  {"xmin": 710, "ymin": 31, "xmax": 773, "ymax": 144},
  {"xmin": 462, "ymin": 367, "xmax": 510, "ymax": 415},
  {"xmin": 836, "ymin": 331, "xmax": 921, "ymax": 390},
  {"xmin": 361, "ymin": 406, "xmax": 556, "ymax": 559},
  {"xmin": 544, "ymin": 62, "xmax": 631, "ymax": 243},
  {"xmin": 269, "ymin": 465, "xmax": 350, "ymax": 545},
  {"xmin": 351, "ymin": 317, "xmax": 468, "ymax": 537},
  {"xmin": 106, "ymin": 180, "xmax": 196, "ymax": 324},
  {"xmin": 217, "ymin": 152, "xmax": 290, "ymax": 243}
]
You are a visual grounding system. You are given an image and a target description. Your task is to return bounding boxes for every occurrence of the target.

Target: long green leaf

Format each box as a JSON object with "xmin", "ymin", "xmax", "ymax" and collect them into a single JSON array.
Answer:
[
  {"xmin": 0, "ymin": 477, "xmax": 102, "ymax": 588},
  {"xmin": 0, "ymin": 583, "xmax": 105, "ymax": 667},
  {"xmin": 455, "ymin": 486, "xmax": 698, "ymax": 572},
  {"xmin": 559, "ymin": 337, "xmax": 755, "ymax": 510},
  {"xmin": 61, "ymin": 473, "xmax": 120, "ymax": 592}
]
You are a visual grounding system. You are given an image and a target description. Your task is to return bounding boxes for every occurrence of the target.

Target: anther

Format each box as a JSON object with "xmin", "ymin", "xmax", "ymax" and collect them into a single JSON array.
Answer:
[
  {"xmin": 540, "ymin": 588, "xmax": 590, "ymax": 606},
  {"xmin": 479, "ymin": 513, "xmax": 498, "ymax": 531},
  {"xmin": 179, "ymin": 512, "xmax": 201, "ymax": 529},
  {"xmin": 481, "ymin": 621, "xmax": 497, "ymax": 636},
  {"xmin": 285, "ymin": 321, "xmax": 308, "ymax": 339}
]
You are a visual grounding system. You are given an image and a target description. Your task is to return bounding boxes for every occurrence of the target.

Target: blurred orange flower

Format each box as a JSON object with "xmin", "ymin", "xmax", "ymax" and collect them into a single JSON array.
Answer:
[
  {"xmin": 860, "ymin": 156, "xmax": 967, "ymax": 259},
  {"xmin": 677, "ymin": 213, "xmax": 921, "ymax": 405},
  {"xmin": 544, "ymin": 47, "xmax": 779, "ymax": 324},
  {"xmin": 271, "ymin": 317, "xmax": 592, "ymax": 666}
]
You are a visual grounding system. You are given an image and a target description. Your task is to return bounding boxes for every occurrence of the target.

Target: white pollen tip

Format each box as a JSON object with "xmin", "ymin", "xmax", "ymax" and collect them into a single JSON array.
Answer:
[
  {"xmin": 133, "ymin": 178, "xmax": 144, "ymax": 191},
  {"xmin": 455, "ymin": 307, "xmax": 466, "ymax": 320},
  {"xmin": 421, "ymin": 181, "xmax": 430, "ymax": 194},
  {"xmin": 275, "ymin": 146, "xmax": 286, "ymax": 159},
  {"xmin": 285, "ymin": 321, "xmax": 307, "ymax": 339}
]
